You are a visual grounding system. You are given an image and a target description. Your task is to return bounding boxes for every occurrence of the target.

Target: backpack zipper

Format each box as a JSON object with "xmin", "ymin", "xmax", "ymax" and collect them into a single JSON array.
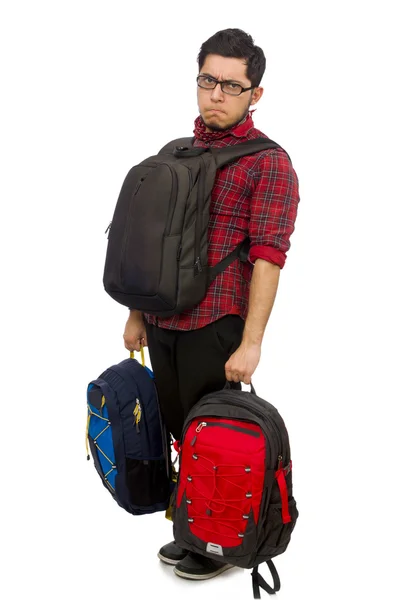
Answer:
[
  {"xmin": 194, "ymin": 156, "xmax": 206, "ymax": 276},
  {"xmin": 194, "ymin": 421, "xmax": 260, "ymax": 437},
  {"xmin": 120, "ymin": 174, "xmax": 147, "ymax": 279},
  {"xmin": 134, "ymin": 177, "xmax": 145, "ymax": 196},
  {"xmin": 183, "ymin": 398, "xmax": 285, "ymax": 466},
  {"xmin": 164, "ymin": 165, "xmax": 178, "ymax": 235},
  {"xmin": 176, "ymin": 166, "xmax": 193, "ymax": 264},
  {"xmin": 216, "ymin": 394, "xmax": 285, "ymax": 455},
  {"xmin": 105, "ymin": 221, "xmax": 112, "ymax": 238}
]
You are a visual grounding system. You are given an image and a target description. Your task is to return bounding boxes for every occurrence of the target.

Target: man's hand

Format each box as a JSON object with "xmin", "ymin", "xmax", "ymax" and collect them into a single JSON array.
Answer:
[
  {"xmin": 225, "ymin": 258, "xmax": 279, "ymax": 384},
  {"xmin": 225, "ymin": 342, "xmax": 261, "ymax": 384},
  {"xmin": 123, "ymin": 310, "xmax": 147, "ymax": 352}
]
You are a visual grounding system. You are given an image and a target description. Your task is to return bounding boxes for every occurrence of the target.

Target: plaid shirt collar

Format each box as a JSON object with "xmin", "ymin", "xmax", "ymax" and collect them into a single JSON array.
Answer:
[{"xmin": 193, "ymin": 110, "xmax": 255, "ymax": 143}]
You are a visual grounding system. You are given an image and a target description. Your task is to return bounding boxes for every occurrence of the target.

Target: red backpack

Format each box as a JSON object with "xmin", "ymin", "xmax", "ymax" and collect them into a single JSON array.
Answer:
[{"xmin": 172, "ymin": 384, "xmax": 298, "ymax": 598}]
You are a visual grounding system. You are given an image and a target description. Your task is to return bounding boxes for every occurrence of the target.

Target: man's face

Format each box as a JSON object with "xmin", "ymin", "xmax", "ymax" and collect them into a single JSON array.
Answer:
[{"xmin": 197, "ymin": 54, "xmax": 263, "ymax": 132}]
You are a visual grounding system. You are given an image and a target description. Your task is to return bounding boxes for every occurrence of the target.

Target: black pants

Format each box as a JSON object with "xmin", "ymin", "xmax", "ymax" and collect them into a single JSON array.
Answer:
[{"xmin": 145, "ymin": 315, "xmax": 245, "ymax": 440}]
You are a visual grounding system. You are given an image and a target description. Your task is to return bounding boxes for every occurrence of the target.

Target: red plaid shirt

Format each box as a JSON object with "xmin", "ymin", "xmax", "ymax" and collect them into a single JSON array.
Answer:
[{"xmin": 144, "ymin": 112, "xmax": 299, "ymax": 331}]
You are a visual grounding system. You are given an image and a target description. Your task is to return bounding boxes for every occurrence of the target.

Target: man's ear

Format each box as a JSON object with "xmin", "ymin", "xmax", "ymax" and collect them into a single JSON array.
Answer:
[{"xmin": 250, "ymin": 86, "xmax": 264, "ymax": 106}]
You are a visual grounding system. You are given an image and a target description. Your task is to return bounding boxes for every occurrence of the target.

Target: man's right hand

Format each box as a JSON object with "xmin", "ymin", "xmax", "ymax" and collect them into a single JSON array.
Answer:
[{"xmin": 123, "ymin": 310, "xmax": 147, "ymax": 352}]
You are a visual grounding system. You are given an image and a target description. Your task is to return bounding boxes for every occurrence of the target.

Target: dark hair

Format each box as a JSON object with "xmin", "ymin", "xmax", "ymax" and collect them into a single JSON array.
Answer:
[{"xmin": 198, "ymin": 29, "xmax": 266, "ymax": 88}]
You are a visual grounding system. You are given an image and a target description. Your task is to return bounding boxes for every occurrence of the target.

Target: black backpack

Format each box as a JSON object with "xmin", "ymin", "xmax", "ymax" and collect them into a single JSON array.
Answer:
[{"xmin": 103, "ymin": 137, "xmax": 283, "ymax": 317}]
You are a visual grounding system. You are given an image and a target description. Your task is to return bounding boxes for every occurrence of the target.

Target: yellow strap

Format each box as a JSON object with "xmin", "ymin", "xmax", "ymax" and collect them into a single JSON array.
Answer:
[
  {"xmin": 85, "ymin": 411, "xmax": 91, "ymax": 460},
  {"xmin": 165, "ymin": 462, "xmax": 179, "ymax": 521},
  {"xmin": 130, "ymin": 344, "xmax": 145, "ymax": 367}
]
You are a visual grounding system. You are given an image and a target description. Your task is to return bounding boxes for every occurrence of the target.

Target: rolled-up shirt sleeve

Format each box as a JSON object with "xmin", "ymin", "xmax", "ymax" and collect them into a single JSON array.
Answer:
[{"xmin": 248, "ymin": 149, "xmax": 300, "ymax": 269}]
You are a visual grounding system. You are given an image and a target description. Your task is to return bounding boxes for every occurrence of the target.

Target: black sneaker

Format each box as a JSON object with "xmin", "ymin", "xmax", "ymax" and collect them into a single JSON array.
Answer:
[
  {"xmin": 158, "ymin": 541, "xmax": 189, "ymax": 565},
  {"xmin": 173, "ymin": 552, "xmax": 235, "ymax": 580}
]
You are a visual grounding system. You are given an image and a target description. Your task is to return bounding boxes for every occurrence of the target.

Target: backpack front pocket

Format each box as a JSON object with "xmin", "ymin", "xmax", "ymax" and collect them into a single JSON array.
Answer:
[
  {"xmin": 121, "ymin": 165, "xmax": 177, "ymax": 295},
  {"xmin": 175, "ymin": 417, "xmax": 266, "ymax": 551},
  {"xmin": 125, "ymin": 458, "xmax": 170, "ymax": 506}
]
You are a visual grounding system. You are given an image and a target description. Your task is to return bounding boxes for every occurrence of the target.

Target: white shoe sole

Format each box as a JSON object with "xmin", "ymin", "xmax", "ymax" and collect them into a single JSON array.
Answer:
[
  {"xmin": 157, "ymin": 552, "xmax": 182, "ymax": 566},
  {"xmin": 173, "ymin": 563, "xmax": 235, "ymax": 580}
]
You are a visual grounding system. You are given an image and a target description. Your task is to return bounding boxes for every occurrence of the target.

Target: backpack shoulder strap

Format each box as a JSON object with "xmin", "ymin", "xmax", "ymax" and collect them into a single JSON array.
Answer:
[
  {"xmin": 208, "ymin": 237, "xmax": 250, "ymax": 284},
  {"xmin": 251, "ymin": 561, "xmax": 281, "ymax": 598},
  {"xmin": 213, "ymin": 137, "xmax": 290, "ymax": 168},
  {"xmin": 158, "ymin": 136, "xmax": 290, "ymax": 163},
  {"xmin": 158, "ymin": 137, "xmax": 195, "ymax": 155}
]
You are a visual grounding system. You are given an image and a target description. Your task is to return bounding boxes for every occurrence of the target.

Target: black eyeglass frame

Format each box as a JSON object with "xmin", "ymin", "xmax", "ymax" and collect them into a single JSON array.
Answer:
[{"xmin": 196, "ymin": 75, "xmax": 256, "ymax": 97}]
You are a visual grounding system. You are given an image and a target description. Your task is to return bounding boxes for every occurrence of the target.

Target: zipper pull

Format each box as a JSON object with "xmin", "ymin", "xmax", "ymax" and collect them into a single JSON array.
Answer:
[
  {"xmin": 105, "ymin": 221, "xmax": 112, "ymax": 235},
  {"xmin": 100, "ymin": 395, "xmax": 105, "ymax": 417},
  {"xmin": 195, "ymin": 421, "xmax": 207, "ymax": 433},
  {"xmin": 277, "ymin": 455, "xmax": 283, "ymax": 470},
  {"xmin": 194, "ymin": 257, "xmax": 202, "ymax": 276},
  {"xmin": 133, "ymin": 398, "xmax": 142, "ymax": 433}
]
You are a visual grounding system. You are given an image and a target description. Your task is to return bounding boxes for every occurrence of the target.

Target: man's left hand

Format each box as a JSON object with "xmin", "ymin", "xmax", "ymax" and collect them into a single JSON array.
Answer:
[{"xmin": 225, "ymin": 342, "xmax": 261, "ymax": 384}]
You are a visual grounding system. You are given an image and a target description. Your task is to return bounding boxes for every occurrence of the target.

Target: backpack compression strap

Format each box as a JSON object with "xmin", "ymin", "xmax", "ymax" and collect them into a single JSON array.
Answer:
[{"xmin": 251, "ymin": 561, "xmax": 281, "ymax": 598}]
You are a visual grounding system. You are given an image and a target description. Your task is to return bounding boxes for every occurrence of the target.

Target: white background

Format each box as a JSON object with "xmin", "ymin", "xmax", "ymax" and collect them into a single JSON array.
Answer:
[{"xmin": 1, "ymin": 1, "xmax": 396, "ymax": 599}]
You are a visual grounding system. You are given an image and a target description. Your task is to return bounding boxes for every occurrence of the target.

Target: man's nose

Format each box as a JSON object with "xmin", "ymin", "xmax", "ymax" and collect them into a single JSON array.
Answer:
[{"xmin": 210, "ymin": 82, "xmax": 224, "ymax": 101}]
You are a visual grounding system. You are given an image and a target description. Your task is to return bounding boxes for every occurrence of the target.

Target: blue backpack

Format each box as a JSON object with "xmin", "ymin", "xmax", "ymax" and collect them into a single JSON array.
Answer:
[{"xmin": 86, "ymin": 349, "xmax": 171, "ymax": 515}]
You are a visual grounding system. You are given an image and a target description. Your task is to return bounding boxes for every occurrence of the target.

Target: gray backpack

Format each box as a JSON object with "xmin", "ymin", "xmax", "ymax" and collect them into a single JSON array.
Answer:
[{"xmin": 103, "ymin": 137, "xmax": 282, "ymax": 317}]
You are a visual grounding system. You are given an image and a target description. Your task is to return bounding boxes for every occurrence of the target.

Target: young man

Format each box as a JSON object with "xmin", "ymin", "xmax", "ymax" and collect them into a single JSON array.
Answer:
[{"xmin": 123, "ymin": 28, "xmax": 300, "ymax": 580}]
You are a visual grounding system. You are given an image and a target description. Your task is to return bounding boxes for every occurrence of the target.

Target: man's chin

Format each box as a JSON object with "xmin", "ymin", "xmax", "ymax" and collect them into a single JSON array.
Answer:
[
  {"xmin": 202, "ymin": 114, "xmax": 229, "ymax": 132},
  {"xmin": 201, "ymin": 107, "xmax": 250, "ymax": 133}
]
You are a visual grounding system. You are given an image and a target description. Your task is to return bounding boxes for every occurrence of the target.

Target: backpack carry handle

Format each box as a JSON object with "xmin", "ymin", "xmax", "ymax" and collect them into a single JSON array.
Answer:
[
  {"xmin": 130, "ymin": 345, "xmax": 145, "ymax": 366},
  {"xmin": 224, "ymin": 380, "xmax": 257, "ymax": 396},
  {"xmin": 158, "ymin": 136, "xmax": 195, "ymax": 155},
  {"xmin": 173, "ymin": 145, "xmax": 208, "ymax": 158}
]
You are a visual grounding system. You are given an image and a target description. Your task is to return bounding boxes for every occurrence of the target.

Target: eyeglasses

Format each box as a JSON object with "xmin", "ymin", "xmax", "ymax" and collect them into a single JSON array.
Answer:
[{"xmin": 197, "ymin": 75, "xmax": 255, "ymax": 97}]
